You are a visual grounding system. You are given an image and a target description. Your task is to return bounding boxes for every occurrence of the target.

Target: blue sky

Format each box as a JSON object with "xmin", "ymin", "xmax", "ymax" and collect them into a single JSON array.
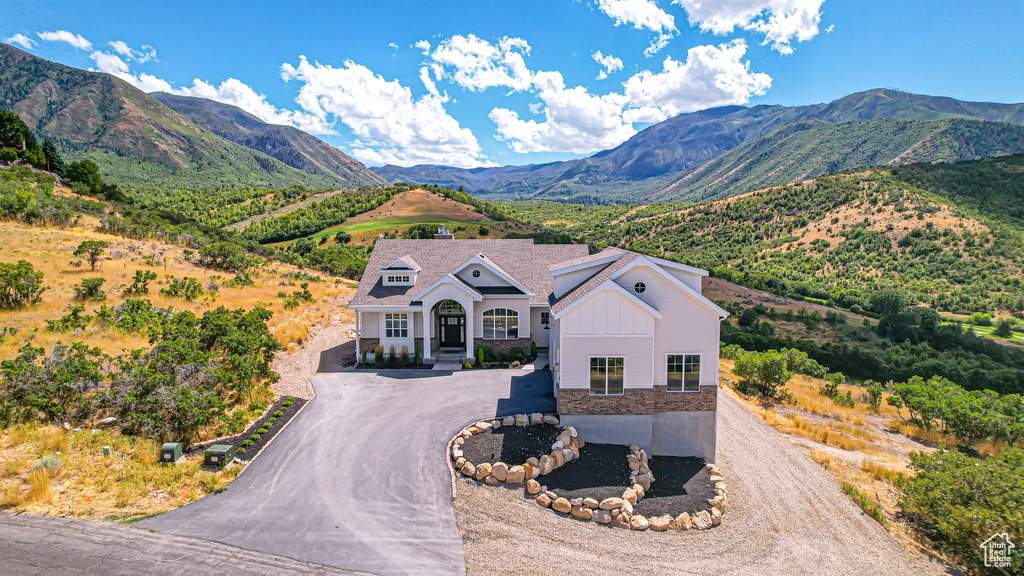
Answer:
[{"xmin": 3, "ymin": 0, "xmax": 1022, "ymax": 168}]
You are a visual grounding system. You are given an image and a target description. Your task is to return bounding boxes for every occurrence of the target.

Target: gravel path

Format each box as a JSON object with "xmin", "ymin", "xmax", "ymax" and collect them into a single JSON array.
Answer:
[
  {"xmin": 270, "ymin": 322, "xmax": 354, "ymax": 399},
  {"xmin": 454, "ymin": 391, "xmax": 955, "ymax": 576},
  {"xmin": 0, "ymin": 513, "xmax": 354, "ymax": 575}
]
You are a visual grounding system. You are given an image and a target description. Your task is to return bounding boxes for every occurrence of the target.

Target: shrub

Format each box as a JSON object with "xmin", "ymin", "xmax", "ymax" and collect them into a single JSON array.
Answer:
[
  {"xmin": 45, "ymin": 304, "xmax": 92, "ymax": 332},
  {"xmin": 361, "ymin": 349, "xmax": 367, "ymax": 364},
  {"xmin": 273, "ymin": 410, "xmax": 283, "ymax": 417},
  {"xmin": 124, "ymin": 270, "xmax": 157, "ymax": 295},
  {"xmin": 374, "ymin": 345, "xmax": 384, "ymax": 367},
  {"xmin": 414, "ymin": 346, "xmax": 422, "ymax": 365},
  {"xmin": 733, "ymin": 350, "xmax": 792, "ymax": 400},
  {"xmin": 0, "ymin": 259, "xmax": 46, "ymax": 308},
  {"xmin": 241, "ymin": 439, "xmax": 253, "ymax": 448},
  {"xmin": 834, "ymin": 390, "xmax": 856, "ymax": 408},
  {"xmin": 73, "ymin": 277, "xmax": 106, "ymax": 301},
  {"xmin": 32, "ymin": 454, "xmax": 63, "ymax": 474},
  {"xmin": 400, "ymin": 345, "xmax": 410, "ymax": 366},
  {"xmin": 160, "ymin": 275, "xmax": 203, "ymax": 300},
  {"xmin": 865, "ymin": 380, "xmax": 885, "ymax": 412},
  {"xmin": 72, "ymin": 240, "xmax": 107, "ymax": 271},
  {"xmin": 95, "ymin": 298, "xmax": 163, "ymax": 333},
  {"xmin": 0, "ymin": 343, "xmax": 105, "ymax": 425},
  {"xmin": 476, "ymin": 348, "xmax": 484, "ymax": 366},
  {"xmin": 530, "ymin": 340, "xmax": 537, "ymax": 357},
  {"xmin": 249, "ymin": 434, "xmax": 260, "ymax": 441}
]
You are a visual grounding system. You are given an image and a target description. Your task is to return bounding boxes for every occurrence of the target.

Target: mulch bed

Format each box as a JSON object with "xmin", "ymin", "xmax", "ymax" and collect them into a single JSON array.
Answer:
[
  {"xmin": 633, "ymin": 457, "xmax": 715, "ymax": 517},
  {"xmin": 460, "ymin": 424, "xmax": 560, "ymax": 465},
  {"xmin": 544, "ymin": 443, "xmax": 632, "ymax": 502},
  {"xmin": 185, "ymin": 396, "xmax": 307, "ymax": 460}
]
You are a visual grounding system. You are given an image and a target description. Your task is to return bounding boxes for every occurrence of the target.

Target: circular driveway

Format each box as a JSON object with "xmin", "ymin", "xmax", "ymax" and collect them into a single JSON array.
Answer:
[{"xmin": 136, "ymin": 368, "xmax": 555, "ymax": 576}]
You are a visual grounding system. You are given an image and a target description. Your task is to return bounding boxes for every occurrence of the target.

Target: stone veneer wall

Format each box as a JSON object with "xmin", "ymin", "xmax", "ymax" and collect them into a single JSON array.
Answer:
[
  {"xmin": 474, "ymin": 337, "xmax": 534, "ymax": 356},
  {"xmin": 359, "ymin": 338, "xmax": 380, "ymax": 355},
  {"xmin": 559, "ymin": 385, "xmax": 716, "ymax": 415}
]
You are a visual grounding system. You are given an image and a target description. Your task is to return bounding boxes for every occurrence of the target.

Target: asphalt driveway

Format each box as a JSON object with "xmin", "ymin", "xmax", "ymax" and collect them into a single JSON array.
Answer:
[{"xmin": 137, "ymin": 368, "xmax": 555, "ymax": 576}]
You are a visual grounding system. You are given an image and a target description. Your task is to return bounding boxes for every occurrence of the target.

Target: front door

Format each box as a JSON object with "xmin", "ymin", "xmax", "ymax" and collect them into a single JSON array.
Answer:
[{"xmin": 439, "ymin": 315, "xmax": 465, "ymax": 348}]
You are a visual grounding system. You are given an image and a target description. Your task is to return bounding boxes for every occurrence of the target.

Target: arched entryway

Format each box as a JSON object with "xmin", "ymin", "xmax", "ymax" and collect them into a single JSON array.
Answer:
[{"xmin": 436, "ymin": 299, "xmax": 466, "ymax": 350}]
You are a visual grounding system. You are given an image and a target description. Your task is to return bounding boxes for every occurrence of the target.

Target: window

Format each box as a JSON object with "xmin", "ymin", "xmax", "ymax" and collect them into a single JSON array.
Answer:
[
  {"xmin": 384, "ymin": 313, "xmax": 408, "ymax": 338},
  {"xmin": 438, "ymin": 299, "xmax": 464, "ymax": 314},
  {"xmin": 590, "ymin": 357, "xmax": 624, "ymax": 395},
  {"xmin": 633, "ymin": 281, "xmax": 646, "ymax": 294},
  {"xmin": 667, "ymin": 354, "xmax": 701, "ymax": 392},
  {"xmin": 482, "ymin": 308, "xmax": 519, "ymax": 339},
  {"xmin": 472, "ymin": 270, "xmax": 481, "ymax": 278},
  {"xmin": 387, "ymin": 275, "xmax": 410, "ymax": 284},
  {"xmin": 540, "ymin": 311, "xmax": 550, "ymax": 325}
]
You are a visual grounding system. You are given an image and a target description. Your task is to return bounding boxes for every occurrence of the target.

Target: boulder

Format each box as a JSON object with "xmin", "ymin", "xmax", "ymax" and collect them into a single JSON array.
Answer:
[
  {"xmin": 583, "ymin": 497, "xmax": 600, "ymax": 509},
  {"xmin": 476, "ymin": 421, "xmax": 493, "ymax": 432},
  {"xmin": 491, "ymin": 462, "xmax": 509, "ymax": 481},
  {"xmin": 451, "ymin": 447, "xmax": 463, "ymax": 459},
  {"xmin": 97, "ymin": 417, "xmax": 117, "ymax": 426},
  {"xmin": 526, "ymin": 479, "xmax": 542, "ymax": 495},
  {"xmin": 526, "ymin": 457, "xmax": 540, "ymax": 468},
  {"xmin": 551, "ymin": 440, "xmax": 565, "ymax": 450},
  {"xmin": 611, "ymin": 513, "xmax": 631, "ymax": 529},
  {"xmin": 711, "ymin": 507, "xmax": 722, "ymax": 527},
  {"xmin": 542, "ymin": 414, "xmax": 559, "ymax": 425},
  {"xmin": 591, "ymin": 510, "xmax": 612, "ymax": 524},
  {"xmin": 692, "ymin": 510, "xmax": 713, "ymax": 530},
  {"xmin": 502, "ymin": 416, "xmax": 516, "ymax": 427},
  {"xmin": 515, "ymin": 414, "xmax": 527, "ymax": 427},
  {"xmin": 571, "ymin": 506, "xmax": 593, "ymax": 521},
  {"xmin": 539, "ymin": 455, "xmax": 554, "ymax": 475},
  {"xmin": 522, "ymin": 463, "xmax": 534, "ymax": 480},
  {"xmin": 530, "ymin": 412, "xmax": 544, "ymax": 425},
  {"xmin": 650, "ymin": 515, "xmax": 672, "ymax": 531},
  {"xmin": 474, "ymin": 462, "xmax": 492, "ymax": 481},
  {"xmin": 671, "ymin": 512, "xmax": 692, "ymax": 531},
  {"xmin": 565, "ymin": 426, "xmax": 578, "ymax": 438},
  {"xmin": 453, "ymin": 437, "xmax": 465, "ymax": 446},
  {"xmin": 484, "ymin": 475, "xmax": 500, "ymax": 485},
  {"xmin": 599, "ymin": 497, "xmax": 626, "ymax": 511},
  {"xmin": 454, "ymin": 457, "xmax": 466, "ymax": 469},
  {"xmin": 629, "ymin": 515, "xmax": 649, "ymax": 531},
  {"xmin": 552, "ymin": 497, "xmax": 572, "ymax": 514},
  {"xmin": 536, "ymin": 493, "xmax": 552, "ymax": 508},
  {"xmin": 631, "ymin": 483, "xmax": 645, "ymax": 500},
  {"xmin": 622, "ymin": 488, "xmax": 638, "ymax": 505},
  {"xmin": 461, "ymin": 462, "xmax": 476, "ymax": 477},
  {"xmin": 551, "ymin": 450, "xmax": 564, "ymax": 468},
  {"xmin": 505, "ymin": 465, "xmax": 526, "ymax": 484}
]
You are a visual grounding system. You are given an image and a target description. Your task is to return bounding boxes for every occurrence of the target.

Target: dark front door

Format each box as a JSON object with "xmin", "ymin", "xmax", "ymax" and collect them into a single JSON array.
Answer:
[{"xmin": 439, "ymin": 315, "xmax": 465, "ymax": 348}]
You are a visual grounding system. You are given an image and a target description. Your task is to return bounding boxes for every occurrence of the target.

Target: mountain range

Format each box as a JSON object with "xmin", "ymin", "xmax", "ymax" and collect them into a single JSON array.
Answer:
[
  {"xmin": 0, "ymin": 43, "xmax": 382, "ymax": 190},
  {"xmin": 375, "ymin": 89, "xmax": 1024, "ymax": 203}
]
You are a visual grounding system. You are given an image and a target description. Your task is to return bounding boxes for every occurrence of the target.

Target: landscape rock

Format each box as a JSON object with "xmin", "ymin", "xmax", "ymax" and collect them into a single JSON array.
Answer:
[
  {"xmin": 97, "ymin": 417, "xmax": 117, "ymax": 426},
  {"xmin": 491, "ymin": 420, "xmax": 501, "ymax": 429},
  {"xmin": 561, "ymin": 448, "xmax": 574, "ymax": 462},
  {"xmin": 454, "ymin": 457, "xmax": 466, "ymax": 469},
  {"xmin": 505, "ymin": 465, "xmax": 526, "ymax": 484},
  {"xmin": 551, "ymin": 450, "xmax": 564, "ymax": 468},
  {"xmin": 710, "ymin": 495, "xmax": 725, "ymax": 512},
  {"xmin": 544, "ymin": 490, "xmax": 557, "ymax": 500},
  {"xmin": 551, "ymin": 440, "xmax": 565, "ymax": 450},
  {"xmin": 671, "ymin": 512, "xmax": 692, "ymax": 531},
  {"xmin": 476, "ymin": 421, "xmax": 493, "ymax": 432},
  {"xmin": 542, "ymin": 414, "xmax": 559, "ymax": 425},
  {"xmin": 622, "ymin": 488, "xmax": 638, "ymax": 505},
  {"xmin": 692, "ymin": 510, "xmax": 713, "ymax": 530},
  {"xmin": 526, "ymin": 479, "xmax": 542, "ymax": 495},
  {"xmin": 571, "ymin": 506, "xmax": 593, "ymax": 521},
  {"xmin": 461, "ymin": 462, "xmax": 476, "ymax": 477},
  {"xmin": 629, "ymin": 515, "xmax": 650, "ymax": 531},
  {"xmin": 583, "ymin": 497, "xmax": 600, "ymax": 509},
  {"xmin": 569, "ymin": 497, "xmax": 583, "ymax": 507},
  {"xmin": 484, "ymin": 475, "xmax": 500, "ymax": 485},
  {"xmin": 565, "ymin": 426, "xmax": 578, "ymax": 438},
  {"xmin": 453, "ymin": 437, "xmax": 465, "ymax": 446},
  {"xmin": 502, "ymin": 416, "xmax": 515, "ymax": 427},
  {"xmin": 536, "ymin": 493, "xmax": 552, "ymax": 508},
  {"xmin": 570, "ymin": 437, "xmax": 584, "ymax": 449},
  {"xmin": 650, "ymin": 515, "xmax": 672, "ymax": 531},
  {"xmin": 539, "ymin": 455, "xmax": 554, "ymax": 475},
  {"xmin": 466, "ymin": 426, "xmax": 480, "ymax": 436},
  {"xmin": 621, "ymin": 501, "xmax": 634, "ymax": 515},
  {"xmin": 526, "ymin": 457, "xmax": 540, "ymax": 468},
  {"xmin": 631, "ymin": 483, "xmax": 645, "ymax": 500},
  {"xmin": 611, "ymin": 513, "xmax": 631, "ymax": 529},
  {"xmin": 629, "ymin": 461, "xmax": 640, "ymax": 472},
  {"xmin": 451, "ymin": 447, "xmax": 463, "ymax": 459},
  {"xmin": 515, "ymin": 414, "xmax": 527, "ymax": 427},
  {"xmin": 530, "ymin": 412, "xmax": 544, "ymax": 425},
  {"xmin": 599, "ymin": 497, "xmax": 626, "ymax": 510},
  {"xmin": 491, "ymin": 462, "xmax": 509, "ymax": 481},
  {"xmin": 715, "ymin": 482, "xmax": 727, "ymax": 493},
  {"xmin": 552, "ymin": 497, "xmax": 572, "ymax": 514},
  {"xmin": 591, "ymin": 510, "xmax": 612, "ymax": 524},
  {"xmin": 474, "ymin": 462, "xmax": 492, "ymax": 481},
  {"xmin": 711, "ymin": 507, "xmax": 722, "ymax": 527},
  {"xmin": 522, "ymin": 463, "xmax": 534, "ymax": 479},
  {"xmin": 709, "ymin": 474, "xmax": 723, "ymax": 483}
]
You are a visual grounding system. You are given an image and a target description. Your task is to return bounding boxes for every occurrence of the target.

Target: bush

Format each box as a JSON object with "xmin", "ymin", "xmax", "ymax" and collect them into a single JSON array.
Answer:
[
  {"xmin": 361, "ymin": 349, "xmax": 367, "ymax": 364},
  {"xmin": 32, "ymin": 454, "xmax": 63, "ymax": 474},
  {"xmin": 733, "ymin": 350, "xmax": 792, "ymax": 400},
  {"xmin": 0, "ymin": 343, "xmax": 104, "ymax": 425},
  {"xmin": 508, "ymin": 347, "xmax": 525, "ymax": 362},
  {"xmin": 241, "ymin": 439, "xmax": 253, "ymax": 448},
  {"xmin": 476, "ymin": 348, "xmax": 484, "ymax": 366},
  {"xmin": 865, "ymin": 380, "xmax": 884, "ymax": 412},
  {"xmin": 160, "ymin": 275, "xmax": 203, "ymax": 300},
  {"xmin": 72, "ymin": 240, "xmax": 107, "ymax": 271},
  {"xmin": 374, "ymin": 344, "xmax": 384, "ymax": 367},
  {"xmin": 531, "ymin": 340, "xmax": 537, "ymax": 357},
  {"xmin": 95, "ymin": 298, "xmax": 164, "ymax": 333},
  {"xmin": 273, "ymin": 410, "xmax": 283, "ymax": 417},
  {"xmin": 73, "ymin": 277, "xmax": 106, "ymax": 301},
  {"xmin": 45, "ymin": 304, "xmax": 92, "ymax": 332},
  {"xmin": 0, "ymin": 259, "xmax": 46, "ymax": 308},
  {"xmin": 124, "ymin": 270, "xmax": 157, "ymax": 295}
]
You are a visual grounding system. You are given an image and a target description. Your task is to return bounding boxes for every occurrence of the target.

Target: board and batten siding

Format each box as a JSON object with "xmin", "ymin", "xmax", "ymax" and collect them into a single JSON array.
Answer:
[
  {"xmin": 455, "ymin": 263, "xmax": 511, "ymax": 288},
  {"xmin": 614, "ymin": 265, "xmax": 721, "ymax": 385},
  {"xmin": 661, "ymin": 267, "xmax": 703, "ymax": 293},
  {"xmin": 558, "ymin": 289, "xmax": 655, "ymax": 390},
  {"xmin": 552, "ymin": 263, "xmax": 607, "ymax": 298}
]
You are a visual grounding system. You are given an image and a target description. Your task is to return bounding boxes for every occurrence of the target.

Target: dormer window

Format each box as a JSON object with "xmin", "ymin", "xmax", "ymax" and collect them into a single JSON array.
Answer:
[{"xmin": 382, "ymin": 272, "xmax": 416, "ymax": 286}]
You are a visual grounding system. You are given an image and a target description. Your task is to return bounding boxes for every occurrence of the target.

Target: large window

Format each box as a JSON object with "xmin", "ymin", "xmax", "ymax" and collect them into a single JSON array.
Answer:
[
  {"xmin": 387, "ymin": 275, "xmax": 410, "ymax": 284},
  {"xmin": 384, "ymin": 313, "xmax": 408, "ymax": 338},
  {"xmin": 667, "ymin": 354, "xmax": 701, "ymax": 392},
  {"xmin": 590, "ymin": 357, "xmax": 624, "ymax": 395},
  {"xmin": 482, "ymin": 308, "xmax": 519, "ymax": 339},
  {"xmin": 438, "ymin": 299, "xmax": 464, "ymax": 314}
]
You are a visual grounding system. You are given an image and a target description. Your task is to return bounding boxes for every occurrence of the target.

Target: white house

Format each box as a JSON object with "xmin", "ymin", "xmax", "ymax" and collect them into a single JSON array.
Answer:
[{"xmin": 349, "ymin": 236, "xmax": 728, "ymax": 459}]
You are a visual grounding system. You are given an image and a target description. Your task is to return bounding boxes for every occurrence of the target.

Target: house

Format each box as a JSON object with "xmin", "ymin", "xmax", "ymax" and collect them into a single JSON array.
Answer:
[{"xmin": 349, "ymin": 234, "xmax": 728, "ymax": 460}]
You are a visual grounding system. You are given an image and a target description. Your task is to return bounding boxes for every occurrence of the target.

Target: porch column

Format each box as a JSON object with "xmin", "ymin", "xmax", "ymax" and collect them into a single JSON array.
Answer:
[
  {"xmin": 465, "ymin": 299, "xmax": 474, "ymax": 362},
  {"xmin": 355, "ymin": 310, "xmax": 361, "ymax": 357},
  {"xmin": 423, "ymin": 308, "xmax": 432, "ymax": 360}
]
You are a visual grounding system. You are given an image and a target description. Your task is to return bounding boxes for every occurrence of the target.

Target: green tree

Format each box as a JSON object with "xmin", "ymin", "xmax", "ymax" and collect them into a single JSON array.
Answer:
[
  {"xmin": 994, "ymin": 318, "xmax": 1013, "ymax": 338},
  {"xmin": 402, "ymin": 223, "xmax": 437, "ymax": 239},
  {"xmin": 73, "ymin": 240, "xmax": 108, "ymax": 271},
  {"xmin": 64, "ymin": 159, "xmax": 103, "ymax": 194},
  {"xmin": 41, "ymin": 139, "xmax": 65, "ymax": 176},
  {"xmin": 0, "ymin": 343, "xmax": 106, "ymax": 426},
  {"xmin": 73, "ymin": 277, "xmax": 106, "ymax": 301},
  {"xmin": 0, "ymin": 260, "xmax": 46, "ymax": 308},
  {"xmin": 733, "ymin": 350, "xmax": 792, "ymax": 399},
  {"xmin": 869, "ymin": 288, "xmax": 909, "ymax": 318}
]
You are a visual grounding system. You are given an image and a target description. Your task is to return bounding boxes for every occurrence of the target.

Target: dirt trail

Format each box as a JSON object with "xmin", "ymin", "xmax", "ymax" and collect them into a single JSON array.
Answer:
[{"xmin": 270, "ymin": 318, "xmax": 355, "ymax": 399}]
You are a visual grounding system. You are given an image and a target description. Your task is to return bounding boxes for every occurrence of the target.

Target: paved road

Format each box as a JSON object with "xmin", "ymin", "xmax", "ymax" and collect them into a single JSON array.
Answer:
[
  {"xmin": 0, "ymin": 513, "xmax": 353, "ymax": 575},
  {"xmin": 137, "ymin": 368, "xmax": 555, "ymax": 576}
]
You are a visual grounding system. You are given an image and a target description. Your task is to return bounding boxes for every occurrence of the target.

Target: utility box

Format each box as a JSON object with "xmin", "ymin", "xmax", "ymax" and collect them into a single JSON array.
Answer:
[
  {"xmin": 204, "ymin": 444, "xmax": 235, "ymax": 468},
  {"xmin": 160, "ymin": 442, "xmax": 183, "ymax": 464}
]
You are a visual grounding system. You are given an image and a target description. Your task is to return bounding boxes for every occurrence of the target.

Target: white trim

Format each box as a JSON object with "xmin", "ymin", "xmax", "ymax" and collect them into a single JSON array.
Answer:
[
  {"xmin": 587, "ymin": 355, "xmax": 625, "ymax": 396},
  {"xmin": 480, "ymin": 307, "xmax": 521, "ymax": 340},
  {"xmin": 608, "ymin": 256, "xmax": 729, "ymax": 318},
  {"xmin": 549, "ymin": 251, "xmax": 623, "ymax": 276},
  {"xmin": 411, "ymin": 273, "xmax": 484, "ymax": 302},
  {"xmin": 452, "ymin": 255, "xmax": 534, "ymax": 296},
  {"xmin": 552, "ymin": 279, "xmax": 663, "ymax": 320},
  {"xmin": 646, "ymin": 255, "xmax": 708, "ymax": 277},
  {"xmin": 664, "ymin": 352, "xmax": 703, "ymax": 393},
  {"xmin": 381, "ymin": 257, "xmax": 421, "ymax": 272},
  {"xmin": 349, "ymin": 305, "xmax": 421, "ymax": 312}
]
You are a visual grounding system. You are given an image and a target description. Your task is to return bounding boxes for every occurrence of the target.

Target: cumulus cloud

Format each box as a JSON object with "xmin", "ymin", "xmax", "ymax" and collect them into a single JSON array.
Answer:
[
  {"xmin": 672, "ymin": 0, "xmax": 826, "ymax": 54},
  {"xmin": 4, "ymin": 33, "xmax": 36, "ymax": 50},
  {"xmin": 105, "ymin": 40, "xmax": 158, "ymax": 63},
  {"xmin": 89, "ymin": 50, "xmax": 174, "ymax": 92},
  {"xmin": 173, "ymin": 77, "xmax": 336, "ymax": 135},
  {"xmin": 280, "ymin": 56, "xmax": 491, "ymax": 167},
  {"xmin": 414, "ymin": 40, "xmax": 431, "ymax": 54},
  {"xmin": 388, "ymin": 42, "xmax": 399, "ymax": 50},
  {"xmin": 592, "ymin": 51, "xmax": 623, "ymax": 80},
  {"xmin": 36, "ymin": 30, "xmax": 92, "ymax": 50},
  {"xmin": 597, "ymin": 0, "xmax": 675, "ymax": 33},
  {"xmin": 428, "ymin": 34, "xmax": 770, "ymax": 154},
  {"xmin": 108, "ymin": 40, "xmax": 132, "ymax": 58}
]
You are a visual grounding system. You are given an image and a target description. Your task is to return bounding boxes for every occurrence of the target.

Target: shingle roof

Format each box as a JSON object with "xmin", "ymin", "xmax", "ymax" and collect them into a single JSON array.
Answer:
[
  {"xmin": 382, "ymin": 255, "xmax": 421, "ymax": 271},
  {"xmin": 349, "ymin": 239, "xmax": 589, "ymax": 307},
  {"xmin": 548, "ymin": 246, "xmax": 625, "ymax": 272},
  {"xmin": 550, "ymin": 251, "xmax": 638, "ymax": 314}
]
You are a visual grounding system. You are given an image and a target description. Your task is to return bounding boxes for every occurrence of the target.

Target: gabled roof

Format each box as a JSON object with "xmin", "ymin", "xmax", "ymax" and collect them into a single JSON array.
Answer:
[
  {"xmin": 411, "ymin": 273, "xmax": 483, "ymax": 302},
  {"xmin": 548, "ymin": 246, "xmax": 626, "ymax": 274},
  {"xmin": 350, "ymin": 239, "xmax": 589, "ymax": 308},
  {"xmin": 608, "ymin": 255, "xmax": 728, "ymax": 318},
  {"xmin": 551, "ymin": 252, "xmax": 639, "ymax": 314},
  {"xmin": 451, "ymin": 253, "xmax": 533, "ymax": 296},
  {"xmin": 552, "ymin": 278, "xmax": 663, "ymax": 320},
  {"xmin": 382, "ymin": 255, "xmax": 421, "ymax": 272}
]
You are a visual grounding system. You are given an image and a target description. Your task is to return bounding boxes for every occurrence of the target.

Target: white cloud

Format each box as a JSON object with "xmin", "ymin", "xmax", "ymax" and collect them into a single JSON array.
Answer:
[
  {"xmin": 597, "ymin": 0, "xmax": 675, "ymax": 33},
  {"xmin": 388, "ymin": 42, "xmax": 399, "ymax": 50},
  {"xmin": 106, "ymin": 40, "xmax": 158, "ymax": 62},
  {"xmin": 89, "ymin": 50, "xmax": 174, "ymax": 92},
  {"xmin": 4, "ymin": 33, "xmax": 36, "ymax": 50},
  {"xmin": 36, "ymin": 30, "xmax": 92, "ymax": 50},
  {"xmin": 429, "ymin": 34, "xmax": 770, "ymax": 154},
  {"xmin": 592, "ymin": 50, "xmax": 623, "ymax": 80},
  {"xmin": 108, "ymin": 40, "xmax": 132, "ymax": 58},
  {"xmin": 671, "ymin": 0, "xmax": 826, "ymax": 54},
  {"xmin": 280, "ymin": 56, "xmax": 491, "ymax": 168},
  {"xmin": 645, "ymin": 33, "xmax": 673, "ymax": 56},
  {"xmin": 173, "ymin": 77, "xmax": 336, "ymax": 135},
  {"xmin": 414, "ymin": 40, "xmax": 431, "ymax": 55}
]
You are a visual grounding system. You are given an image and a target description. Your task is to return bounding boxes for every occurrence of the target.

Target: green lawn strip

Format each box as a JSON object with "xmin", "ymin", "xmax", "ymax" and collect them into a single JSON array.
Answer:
[{"xmin": 310, "ymin": 219, "xmax": 483, "ymax": 238}]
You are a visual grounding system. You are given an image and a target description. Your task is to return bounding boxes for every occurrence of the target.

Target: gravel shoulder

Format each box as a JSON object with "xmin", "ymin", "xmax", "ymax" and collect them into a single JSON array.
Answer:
[
  {"xmin": 453, "ymin": 391, "xmax": 956, "ymax": 576},
  {"xmin": 271, "ymin": 321, "xmax": 355, "ymax": 399}
]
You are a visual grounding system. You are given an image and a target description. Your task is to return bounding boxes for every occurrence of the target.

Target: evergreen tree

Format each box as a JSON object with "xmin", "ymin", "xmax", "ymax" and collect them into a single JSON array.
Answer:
[{"xmin": 41, "ymin": 138, "xmax": 65, "ymax": 176}]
